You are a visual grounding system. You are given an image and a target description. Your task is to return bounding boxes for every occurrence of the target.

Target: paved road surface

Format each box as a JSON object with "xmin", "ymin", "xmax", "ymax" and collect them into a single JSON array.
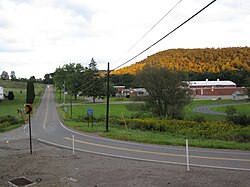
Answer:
[
  {"xmin": 193, "ymin": 103, "xmax": 250, "ymax": 115},
  {"xmin": 22, "ymin": 86, "xmax": 250, "ymax": 171}
]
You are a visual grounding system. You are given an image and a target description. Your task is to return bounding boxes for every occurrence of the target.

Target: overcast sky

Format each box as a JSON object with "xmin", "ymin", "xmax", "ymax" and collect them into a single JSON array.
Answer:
[{"xmin": 0, "ymin": 0, "xmax": 249, "ymax": 79}]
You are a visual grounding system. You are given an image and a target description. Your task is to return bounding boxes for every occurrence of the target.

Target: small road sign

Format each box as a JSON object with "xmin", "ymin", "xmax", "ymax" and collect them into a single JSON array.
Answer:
[
  {"xmin": 25, "ymin": 104, "xmax": 33, "ymax": 115},
  {"xmin": 87, "ymin": 108, "xmax": 94, "ymax": 116}
]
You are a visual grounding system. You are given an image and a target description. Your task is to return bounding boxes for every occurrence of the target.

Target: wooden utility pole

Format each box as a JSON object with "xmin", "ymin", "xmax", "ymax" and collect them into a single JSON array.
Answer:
[{"xmin": 106, "ymin": 63, "xmax": 110, "ymax": 132}]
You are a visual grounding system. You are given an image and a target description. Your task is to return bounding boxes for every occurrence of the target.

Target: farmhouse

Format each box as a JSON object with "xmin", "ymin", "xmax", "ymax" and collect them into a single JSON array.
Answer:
[
  {"xmin": 114, "ymin": 86, "xmax": 148, "ymax": 97},
  {"xmin": 0, "ymin": 86, "xmax": 4, "ymax": 100},
  {"xmin": 188, "ymin": 79, "xmax": 246, "ymax": 96}
]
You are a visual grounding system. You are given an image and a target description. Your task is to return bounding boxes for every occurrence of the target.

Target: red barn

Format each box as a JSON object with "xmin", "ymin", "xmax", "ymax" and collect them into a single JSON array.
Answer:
[{"xmin": 188, "ymin": 79, "xmax": 246, "ymax": 96}]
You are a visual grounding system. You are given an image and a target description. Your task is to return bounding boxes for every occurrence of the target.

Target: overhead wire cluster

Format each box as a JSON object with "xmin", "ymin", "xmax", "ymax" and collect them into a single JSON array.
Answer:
[
  {"xmin": 112, "ymin": 0, "xmax": 183, "ymax": 69},
  {"xmin": 68, "ymin": 0, "xmax": 217, "ymax": 93}
]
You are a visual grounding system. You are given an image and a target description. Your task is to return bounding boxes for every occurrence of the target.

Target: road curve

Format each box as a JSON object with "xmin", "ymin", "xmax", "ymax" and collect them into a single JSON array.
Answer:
[
  {"xmin": 24, "ymin": 86, "xmax": 250, "ymax": 171},
  {"xmin": 193, "ymin": 103, "xmax": 250, "ymax": 116}
]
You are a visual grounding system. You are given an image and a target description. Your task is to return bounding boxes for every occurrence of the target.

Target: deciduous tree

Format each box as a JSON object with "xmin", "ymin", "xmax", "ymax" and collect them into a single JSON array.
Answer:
[{"xmin": 136, "ymin": 65, "xmax": 192, "ymax": 119}]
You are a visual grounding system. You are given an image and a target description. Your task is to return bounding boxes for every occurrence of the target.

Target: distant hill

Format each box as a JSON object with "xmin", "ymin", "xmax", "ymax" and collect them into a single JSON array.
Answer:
[{"xmin": 112, "ymin": 47, "xmax": 250, "ymax": 75}]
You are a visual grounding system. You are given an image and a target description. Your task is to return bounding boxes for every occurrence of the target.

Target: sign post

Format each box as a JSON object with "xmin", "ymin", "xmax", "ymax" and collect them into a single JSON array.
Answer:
[
  {"xmin": 87, "ymin": 108, "xmax": 94, "ymax": 127},
  {"xmin": 25, "ymin": 104, "xmax": 33, "ymax": 154}
]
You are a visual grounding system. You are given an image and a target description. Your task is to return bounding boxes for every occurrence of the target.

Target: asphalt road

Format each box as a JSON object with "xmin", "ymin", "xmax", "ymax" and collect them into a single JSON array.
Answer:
[
  {"xmin": 23, "ymin": 86, "xmax": 250, "ymax": 171},
  {"xmin": 193, "ymin": 103, "xmax": 250, "ymax": 116}
]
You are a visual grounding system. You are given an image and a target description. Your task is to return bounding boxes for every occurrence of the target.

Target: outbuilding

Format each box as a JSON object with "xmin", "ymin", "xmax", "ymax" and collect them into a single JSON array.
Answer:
[
  {"xmin": 188, "ymin": 79, "xmax": 246, "ymax": 96},
  {"xmin": 0, "ymin": 86, "xmax": 4, "ymax": 100}
]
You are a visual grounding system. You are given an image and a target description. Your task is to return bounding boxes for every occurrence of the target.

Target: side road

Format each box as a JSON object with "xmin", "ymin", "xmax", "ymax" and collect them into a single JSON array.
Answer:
[
  {"xmin": 193, "ymin": 102, "xmax": 250, "ymax": 115},
  {"xmin": 0, "ymin": 131, "xmax": 250, "ymax": 187}
]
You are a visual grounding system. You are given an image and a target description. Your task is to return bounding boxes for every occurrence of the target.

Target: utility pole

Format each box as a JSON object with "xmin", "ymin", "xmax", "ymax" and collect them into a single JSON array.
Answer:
[
  {"xmin": 63, "ymin": 80, "xmax": 65, "ymax": 108},
  {"xmin": 106, "ymin": 62, "xmax": 110, "ymax": 132},
  {"xmin": 70, "ymin": 94, "xmax": 73, "ymax": 118},
  {"xmin": 28, "ymin": 113, "xmax": 32, "ymax": 154}
]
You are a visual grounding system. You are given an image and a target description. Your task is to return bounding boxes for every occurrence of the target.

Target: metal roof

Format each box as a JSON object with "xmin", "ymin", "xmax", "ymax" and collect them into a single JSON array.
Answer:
[{"xmin": 188, "ymin": 80, "xmax": 236, "ymax": 87}]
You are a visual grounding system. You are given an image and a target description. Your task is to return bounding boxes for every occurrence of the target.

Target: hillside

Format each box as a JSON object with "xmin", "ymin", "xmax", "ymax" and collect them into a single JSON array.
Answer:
[{"xmin": 112, "ymin": 47, "xmax": 250, "ymax": 75}]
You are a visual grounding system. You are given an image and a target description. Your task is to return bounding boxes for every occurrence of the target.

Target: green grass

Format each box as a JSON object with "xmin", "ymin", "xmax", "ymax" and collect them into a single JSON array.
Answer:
[
  {"xmin": 212, "ymin": 104, "xmax": 250, "ymax": 114},
  {"xmin": 0, "ymin": 80, "xmax": 45, "ymax": 131},
  {"xmin": 60, "ymin": 103, "xmax": 137, "ymax": 120},
  {"xmin": 55, "ymin": 88, "xmax": 250, "ymax": 150},
  {"xmin": 0, "ymin": 83, "xmax": 44, "ymax": 116},
  {"xmin": 184, "ymin": 99, "xmax": 246, "ymax": 121},
  {"xmin": 0, "ymin": 124, "xmax": 20, "ymax": 132}
]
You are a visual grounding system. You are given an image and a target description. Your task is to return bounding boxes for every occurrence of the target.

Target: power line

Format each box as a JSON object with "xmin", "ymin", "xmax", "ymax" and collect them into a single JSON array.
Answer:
[
  {"xmin": 62, "ymin": 0, "xmax": 217, "ymax": 94},
  {"xmin": 113, "ymin": 0, "xmax": 183, "ymax": 67},
  {"xmin": 112, "ymin": 0, "xmax": 217, "ymax": 71}
]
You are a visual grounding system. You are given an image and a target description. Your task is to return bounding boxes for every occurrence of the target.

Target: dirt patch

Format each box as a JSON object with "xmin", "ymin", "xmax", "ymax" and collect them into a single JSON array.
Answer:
[{"xmin": 0, "ymin": 138, "xmax": 250, "ymax": 187}]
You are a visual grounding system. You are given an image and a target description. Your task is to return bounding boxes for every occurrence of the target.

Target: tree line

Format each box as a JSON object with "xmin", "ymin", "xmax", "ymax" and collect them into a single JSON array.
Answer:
[
  {"xmin": 53, "ymin": 58, "xmax": 106, "ymax": 102},
  {"xmin": 110, "ymin": 70, "xmax": 250, "ymax": 88},
  {"xmin": 53, "ymin": 59, "xmax": 192, "ymax": 119},
  {"xmin": 0, "ymin": 70, "xmax": 53, "ymax": 84},
  {"xmin": 113, "ymin": 47, "xmax": 250, "ymax": 75}
]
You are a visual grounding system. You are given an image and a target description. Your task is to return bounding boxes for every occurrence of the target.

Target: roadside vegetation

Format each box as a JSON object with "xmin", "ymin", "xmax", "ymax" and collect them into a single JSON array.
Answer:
[
  {"xmin": 0, "ymin": 79, "xmax": 44, "ymax": 132},
  {"xmin": 58, "ymin": 104, "xmax": 250, "ymax": 150},
  {"xmin": 55, "ymin": 93, "xmax": 250, "ymax": 151},
  {"xmin": 52, "ymin": 60, "xmax": 249, "ymax": 150}
]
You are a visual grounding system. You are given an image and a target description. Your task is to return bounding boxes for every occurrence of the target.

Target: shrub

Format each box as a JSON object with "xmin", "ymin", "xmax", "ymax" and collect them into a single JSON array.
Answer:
[
  {"xmin": 0, "ymin": 115, "xmax": 19, "ymax": 126},
  {"xmin": 225, "ymin": 105, "xmax": 236, "ymax": 116},
  {"xmin": 190, "ymin": 115, "xmax": 206, "ymax": 123},
  {"xmin": 227, "ymin": 114, "xmax": 250, "ymax": 127},
  {"xmin": 121, "ymin": 118, "xmax": 250, "ymax": 142},
  {"xmin": 7, "ymin": 91, "xmax": 14, "ymax": 100}
]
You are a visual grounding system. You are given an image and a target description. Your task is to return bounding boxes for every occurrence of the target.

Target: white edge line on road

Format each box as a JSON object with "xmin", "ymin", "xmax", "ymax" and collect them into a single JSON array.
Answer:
[
  {"xmin": 59, "ymin": 121, "xmax": 186, "ymax": 151},
  {"xmin": 38, "ymin": 138, "xmax": 250, "ymax": 172},
  {"xmin": 59, "ymin": 121, "xmax": 250, "ymax": 156}
]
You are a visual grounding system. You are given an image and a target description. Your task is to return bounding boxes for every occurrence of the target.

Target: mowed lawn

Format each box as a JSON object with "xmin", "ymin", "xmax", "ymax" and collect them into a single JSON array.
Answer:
[
  {"xmin": 212, "ymin": 104, "xmax": 250, "ymax": 114},
  {"xmin": 184, "ymin": 99, "xmax": 248, "ymax": 121},
  {"xmin": 62, "ymin": 103, "xmax": 137, "ymax": 119},
  {"xmin": 56, "ymin": 89, "xmax": 250, "ymax": 121},
  {"xmin": 0, "ymin": 80, "xmax": 44, "ymax": 117}
]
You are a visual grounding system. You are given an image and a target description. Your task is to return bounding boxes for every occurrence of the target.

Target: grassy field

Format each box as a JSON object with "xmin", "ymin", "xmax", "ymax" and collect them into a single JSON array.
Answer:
[
  {"xmin": 212, "ymin": 104, "xmax": 250, "ymax": 114},
  {"xmin": 184, "ymin": 99, "xmax": 247, "ymax": 121},
  {"xmin": 0, "ymin": 80, "xmax": 44, "ymax": 131},
  {"xmin": 62, "ymin": 103, "xmax": 137, "ymax": 120},
  {"xmin": 54, "ymin": 86, "xmax": 250, "ymax": 150},
  {"xmin": 0, "ymin": 80, "xmax": 44, "ymax": 116},
  {"xmin": 54, "ymin": 86, "xmax": 249, "ymax": 121}
]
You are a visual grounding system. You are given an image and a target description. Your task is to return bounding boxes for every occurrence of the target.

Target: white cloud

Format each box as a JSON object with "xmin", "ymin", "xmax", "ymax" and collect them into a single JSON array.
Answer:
[{"xmin": 0, "ymin": 0, "xmax": 249, "ymax": 78}]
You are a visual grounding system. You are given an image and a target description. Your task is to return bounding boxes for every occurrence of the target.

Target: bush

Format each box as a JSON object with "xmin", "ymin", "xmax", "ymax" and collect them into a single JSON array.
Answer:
[
  {"xmin": 7, "ymin": 91, "xmax": 14, "ymax": 100},
  {"xmin": 227, "ymin": 114, "xmax": 250, "ymax": 127},
  {"xmin": 190, "ymin": 115, "xmax": 206, "ymax": 123},
  {"xmin": 120, "ymin": 118, "xmax": 250, "ymax": 142},
  {"xmin": 0, "ymin": 115, "xmax": 19, "ymax": 127}
]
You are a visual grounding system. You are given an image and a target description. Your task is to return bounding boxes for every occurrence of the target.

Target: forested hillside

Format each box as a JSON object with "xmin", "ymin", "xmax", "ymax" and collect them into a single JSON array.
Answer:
[{"xmin": 112, "ymin": 47, "xmax": 250, "ymax": 75}]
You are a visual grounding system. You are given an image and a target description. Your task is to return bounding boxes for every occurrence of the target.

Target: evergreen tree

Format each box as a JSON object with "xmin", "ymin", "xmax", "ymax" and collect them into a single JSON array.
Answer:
[
  {"xmin": 26, "ymin": 78, "xmax": 35, "ymax": 104},
  {"xmin": 82, "ymin": 58, "xmax": 104, "ymax": 103}
]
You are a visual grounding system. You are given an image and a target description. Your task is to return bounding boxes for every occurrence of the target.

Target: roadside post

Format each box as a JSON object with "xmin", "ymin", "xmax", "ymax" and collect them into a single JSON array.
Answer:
[
  {"xmin": 63, "ymin": 107, "xmax": 68, "ymax": 120},
  {"xmin": 72, "ymin": 134, "xmax": 75, "ymax": 155},
  {"xmin": 87, "ymin": 108, "xmax": 94, "ymax": 127},
  {"xmin": 186, "ymin": 139, "xmax": 190, "ymax": 171},
  {"xmin": 17, "ymin": 108, "xmax": 26, "ymax": 122},
  {"xmin": 25, "ymin": 104, "xmax": 33, "ymax": 154}
]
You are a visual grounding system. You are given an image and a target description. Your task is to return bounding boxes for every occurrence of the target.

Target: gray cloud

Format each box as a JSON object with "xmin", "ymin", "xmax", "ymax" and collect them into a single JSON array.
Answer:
[
  {"xmin": 54, "ymin": 0, "xmax": 94, "ymax": 21},
  {"xmin": 0, "ymin": 43, "xmax": 31, "ymax": 53}
]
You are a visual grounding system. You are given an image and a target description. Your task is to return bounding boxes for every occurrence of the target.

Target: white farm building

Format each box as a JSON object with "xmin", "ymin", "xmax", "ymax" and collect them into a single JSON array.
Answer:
[{"xmin": 0, "ymin": 86, "xmax": 4, "ymax": 100}]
